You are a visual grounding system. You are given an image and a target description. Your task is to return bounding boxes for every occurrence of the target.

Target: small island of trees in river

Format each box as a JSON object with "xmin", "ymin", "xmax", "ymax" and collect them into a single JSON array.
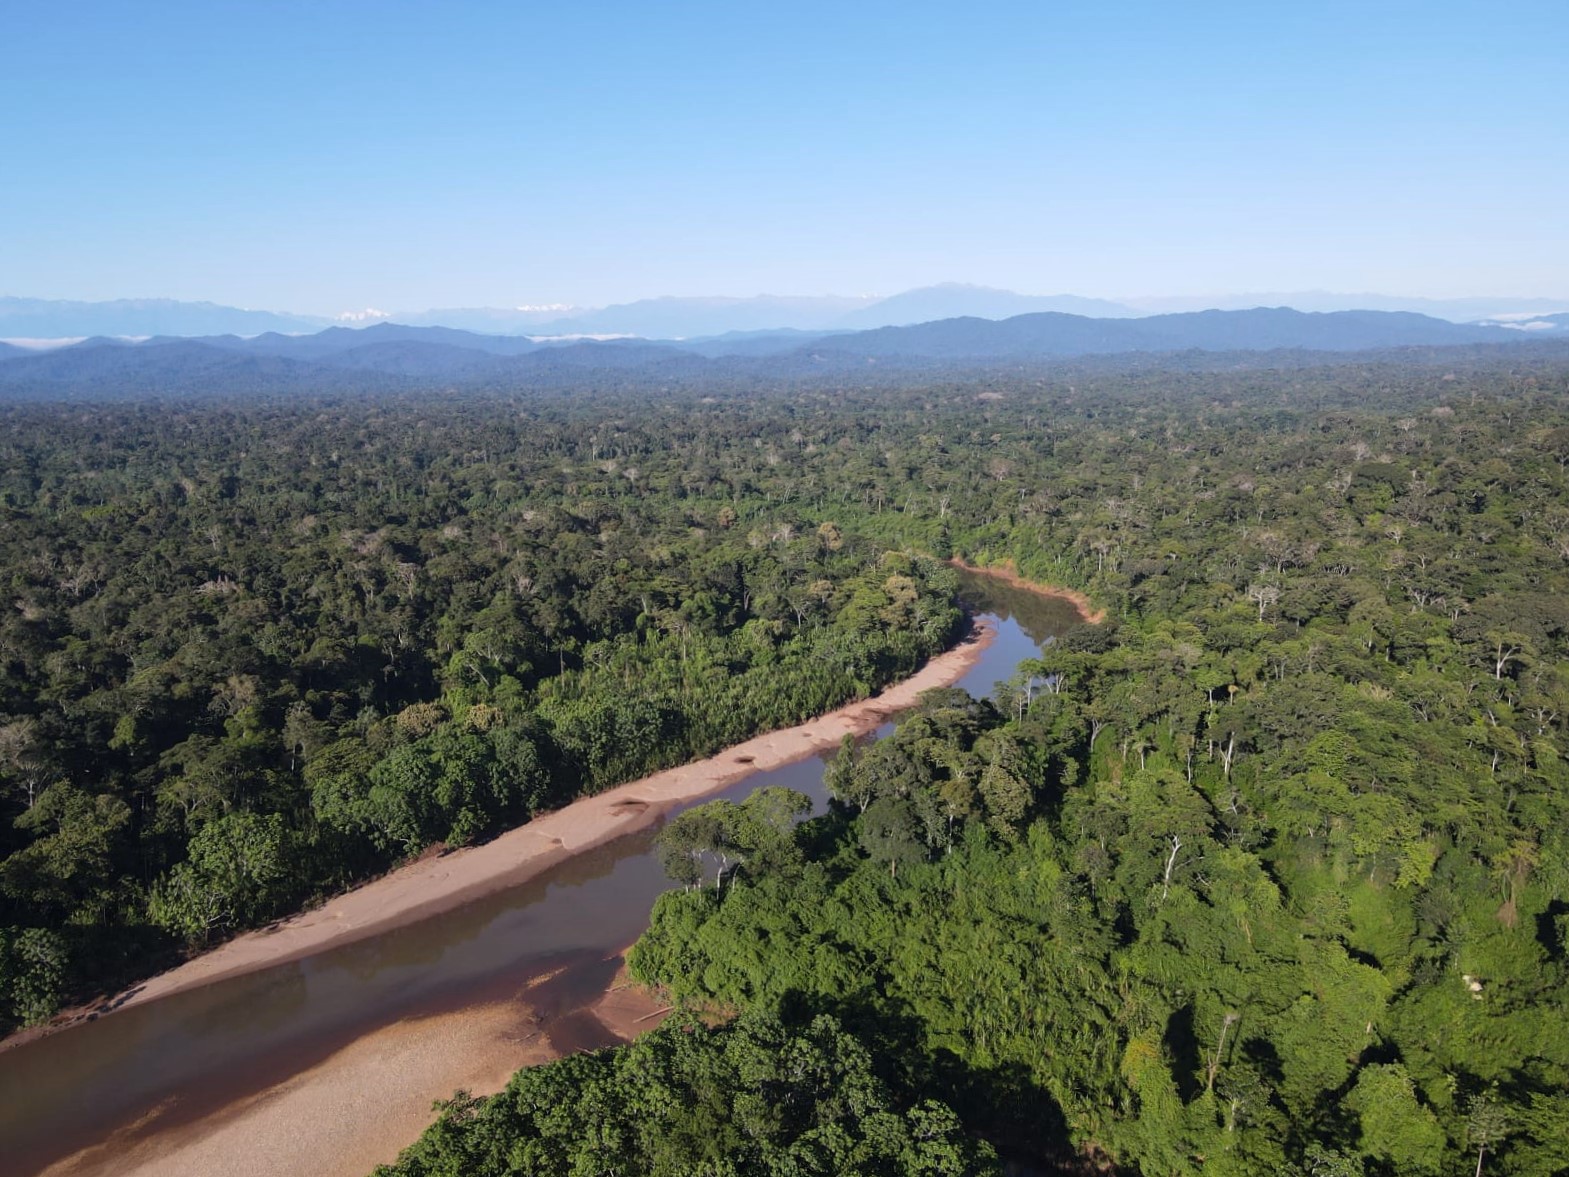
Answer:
[{"xmin": 4, "ymin": 353, "xmax": 1569, "ymax": 1174}]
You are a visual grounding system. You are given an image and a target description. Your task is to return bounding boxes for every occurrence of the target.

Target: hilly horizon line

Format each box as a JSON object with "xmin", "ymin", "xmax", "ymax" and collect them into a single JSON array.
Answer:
[
  {"xmin": 6, "ymin": 305, "xmax": 1569, "ymax": 401},
  {"xmin": 7, "ymin": 301, "xmax": 1563, "ymax": 345},
  {"xmin": 7, "ymin": 283, "xmax": 1569, "ymax": 344}
]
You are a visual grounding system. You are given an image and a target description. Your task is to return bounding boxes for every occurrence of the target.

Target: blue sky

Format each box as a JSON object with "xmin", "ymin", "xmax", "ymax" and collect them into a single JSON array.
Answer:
[{"xmin": 3, "ymin": 1, "xmax": 1564, "ymax": 313}]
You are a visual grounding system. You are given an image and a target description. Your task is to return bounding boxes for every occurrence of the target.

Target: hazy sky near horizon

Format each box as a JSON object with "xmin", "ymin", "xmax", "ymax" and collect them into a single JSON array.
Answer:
[{"xmin": 4, "ymin": 1, "xmax": 1565, "ymax": 315}]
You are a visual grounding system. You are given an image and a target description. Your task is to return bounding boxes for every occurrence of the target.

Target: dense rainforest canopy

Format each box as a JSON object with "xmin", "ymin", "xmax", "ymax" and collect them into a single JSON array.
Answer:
[
  {"xmin": 5, "ymin": 352, "xmax": 1569, "ymax": 1174},
  {"xmin": 0, "ymin": 390, "xmax": 966, "ymax": 1024},
  {"xmin": 374, "ymin": 1010, "xmax": 999, "ymax": 1177}
]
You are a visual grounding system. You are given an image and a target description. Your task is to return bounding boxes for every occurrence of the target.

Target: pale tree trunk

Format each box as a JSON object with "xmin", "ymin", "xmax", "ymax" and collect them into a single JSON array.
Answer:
[
  {"xmin": 1206, "ymin": 1012, "xmax": 1239, "ymax": 1092},
  {"xmin": 1161, "ymin": 835, "xmax": 1182, "ymax": 901}
]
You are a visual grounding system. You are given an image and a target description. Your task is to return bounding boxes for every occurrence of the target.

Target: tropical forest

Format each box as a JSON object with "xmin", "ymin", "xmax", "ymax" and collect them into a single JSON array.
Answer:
[{"xmin": 5, "ymin": 352, "xmax": 1569, "ymax": 1176}]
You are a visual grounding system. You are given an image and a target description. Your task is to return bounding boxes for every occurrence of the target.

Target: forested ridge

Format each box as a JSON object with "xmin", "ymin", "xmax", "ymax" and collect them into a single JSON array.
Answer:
[{"xmin": 375, "ymin": 358, "xmax": 1569, "ymax": 1175}]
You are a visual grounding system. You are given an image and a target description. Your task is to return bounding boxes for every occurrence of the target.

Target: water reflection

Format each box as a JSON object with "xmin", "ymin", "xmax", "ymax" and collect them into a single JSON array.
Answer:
[{"xmin": 954, "ymin": 569, "xmax": 1085, "ymax": 650}]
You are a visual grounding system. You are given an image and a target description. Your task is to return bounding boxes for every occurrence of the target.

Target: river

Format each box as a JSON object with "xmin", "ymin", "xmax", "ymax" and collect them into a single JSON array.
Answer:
[{"xmin": 0, "ymin": 569, "xmax": 1082, "ymax": 1177}]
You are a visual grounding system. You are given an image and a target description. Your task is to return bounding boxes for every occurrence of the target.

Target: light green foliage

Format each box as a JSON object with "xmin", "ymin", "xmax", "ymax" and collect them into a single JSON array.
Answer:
[
  {"xmin": 655, "ymin": 787, "xmax": 810, "ymax": 889},
  {"xmin": 148, "ymin": 811, "xmax": 291, "ymax": 943},
  {"xmin": 1346, "ymin": 1064, "xmax": 1447, "ymax": 1174},
  {"xmin": 628, "ymin": 364, "xmax": 1569, "ymax": 1171},
  {"xmin": 0, "ymin": 925, "xmax": 67, "ymax": 1027}
]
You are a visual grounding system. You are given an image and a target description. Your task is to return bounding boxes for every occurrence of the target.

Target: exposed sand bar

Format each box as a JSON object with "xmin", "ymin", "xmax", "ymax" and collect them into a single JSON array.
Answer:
[
  {"xmin": 48, "ymin": 615, "xmax": 999, "ymax": 1027},
  {"xmin": 23, "ymin": 619, "xmax": 1002, "ymax": 1177},
  {"xmin": 16, "ymin": 569, "xmax": 1099, "ymax": 1177},
  {"xmin": 41, "ymin": 954, "xmax": 669, "ymax": 1177}
]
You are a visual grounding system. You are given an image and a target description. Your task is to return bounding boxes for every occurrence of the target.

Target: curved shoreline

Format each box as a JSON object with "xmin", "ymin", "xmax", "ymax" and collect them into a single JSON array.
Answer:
[
  {"xmin": 10, "ymin": 570, "xmax": 1100, "ymax": 1177},
  {"xmin": 948, "ymin": 557, "xmax": 1106, "ymax": 624},
  {"xmin": 35, "ymin": 954, "xmax": 672, "ymax": 1177},
  {"xmin": 5, "ymin": 616, "xmax": 1000, "ymax": 1051}
]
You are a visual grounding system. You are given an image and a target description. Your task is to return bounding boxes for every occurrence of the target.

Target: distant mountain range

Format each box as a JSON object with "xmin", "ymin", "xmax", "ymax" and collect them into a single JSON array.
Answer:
[
  {"xmin": 10, "ymin": 285, "xmax": 1568, "ymax": 343},
  {"xmin": 1493, "ymin": 312, "xmax": 1569, "ymax": 335},
  {"xmin": 1122, "ymin": 292, "xmax": 1569, "ymax": 323},
  {"xmin": 1, "ymin": 307, "xmax": 1560, "ymax": 398},
  {"xmin": 0, "ymin": 297, "xmax": 325, "ymax": 339},
  {"xmin": 0, "ymin": 286, "xmax": 1138, "ymax": 341},
  {"xmin": 836, "ymin": 287, "xmax": 1135, "ymax": 328},
  {"xmin": 489, "ymin": 295, "xmax": 877, "ymax": 337},
  {"xmin": 806, "ymin": 308, "xmax": 1510, "ymax": 360}
]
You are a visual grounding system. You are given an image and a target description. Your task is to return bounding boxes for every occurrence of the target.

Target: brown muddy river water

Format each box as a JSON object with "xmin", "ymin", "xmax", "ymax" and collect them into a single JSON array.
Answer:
[{"xmin": 0, "ymin": 571, "xmax": 1080, "ymax": 1176}]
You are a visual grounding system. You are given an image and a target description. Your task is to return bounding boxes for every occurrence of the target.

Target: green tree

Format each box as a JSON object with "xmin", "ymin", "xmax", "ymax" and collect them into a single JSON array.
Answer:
[
  {"xmin": 1345, "ymin": 1064, "xmax": 1447, "ymax": 1175},
  {"xmin": 0, "ymin": 925, "xmax": 68, "ymax": 1030},
  {"xmin": 148, "ymin": 811, "xmax": 292, "ymax": 944},
  {"xmin": 858, "ymin": 796, "xmax": 926, "ymax": 878}
]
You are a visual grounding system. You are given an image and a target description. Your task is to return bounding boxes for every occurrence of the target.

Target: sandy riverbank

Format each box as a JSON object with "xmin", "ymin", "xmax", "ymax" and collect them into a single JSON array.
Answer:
[
  {"xmin": 17, "ymin": 569, "xmax": 1101, "ymax": 1177},
  {"xmin": 17, "ymin": 615, "xmax": 998, "ymax": 1042},
  {"xmin": 22, "ymin": 619, "xmax": 1004, "ymax": 1177},
  {"xmin": 41, "ymin": 954, "xmax": 670, "ymax": 1177}
]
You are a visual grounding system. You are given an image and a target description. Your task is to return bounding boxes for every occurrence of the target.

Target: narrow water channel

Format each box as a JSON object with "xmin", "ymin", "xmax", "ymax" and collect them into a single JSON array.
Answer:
[{"xmin": 0, "ymin": 570, "xmax": 1082, "ymax": 1176}]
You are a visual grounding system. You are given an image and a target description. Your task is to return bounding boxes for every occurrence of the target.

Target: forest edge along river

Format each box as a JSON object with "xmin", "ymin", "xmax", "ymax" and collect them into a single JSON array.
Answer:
[
  {"xmin": 2, "ymin": 567, "xmax": 1089, "ymax": 1177},
  {"xmin": 0, "ymin": 567, "xmax": 1092, "ymax": 1177}
]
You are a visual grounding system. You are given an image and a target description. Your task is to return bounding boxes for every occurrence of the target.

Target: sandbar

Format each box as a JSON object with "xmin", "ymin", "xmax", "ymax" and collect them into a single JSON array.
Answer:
[
  {"xmin": 17, "ymin": 567, "xmax": 1100, "ymax": 1177},
  {"xmin": 22, "ymin": 615, "xmax": 998, "ymax": 1038},
  {"xmin": 39, "ymin": 955, "xmax": 670, "ymax": 1177}
]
